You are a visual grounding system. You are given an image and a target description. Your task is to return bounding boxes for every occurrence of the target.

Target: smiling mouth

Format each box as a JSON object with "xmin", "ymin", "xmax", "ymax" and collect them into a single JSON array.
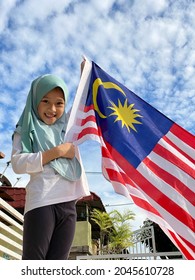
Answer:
[{"xmin": 45, "ymin": 113, "xmax": 56, "ymax": 118}]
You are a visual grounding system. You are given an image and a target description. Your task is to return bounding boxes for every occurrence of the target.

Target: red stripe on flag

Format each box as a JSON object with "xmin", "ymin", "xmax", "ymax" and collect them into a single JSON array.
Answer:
[
  {"xmin": 163, "ymin": 135, "xmax": 195, "ymax": 164},
  {"xmin": 170, "ymin": 123, "xmax": 195, "ymax": 149},
  {"xmin": 143, "ymin": 157, "xmax": 195, "ymax": 206},
  {"xmin": 77, "ymin": 127, "xmax": 99, "ymax": 140},
  {"xmin": 105, "ymin": 168, "xmax": 135, "ymax": 187},
  {"xmin": 180, "ymin": 236, "xmax": 195, "ymax": 252},
  {"xmin": 168, "ymin": 230, "xmax": 195, "ymax": 260},
  {"xmin": 178, "ymin": 233, "xmax": 195, "ymax": 253},
  {"xmin": 83, "ymin": 104, "xmax": 94, "ymax": 113},
  {"xmin": 103, "ymin": 164, "xmax": 162, "ymax": 217},
  {"xmin": 105, "ymin": 141, "xmax": 195, "ymax": 232},
  {"xmin": 81, "ymin": 115, "xmax": 96, "ymax": 126},
  {"xmin": 153, "ymin": 143, "xmax": 194, "ymax": 178},
  {"xmin": 101, "ymin": 146, "xmax": 136, "ymax": 186},
  {"xmin": 101, "ymin": 146, "xmax": 163, "ymax": 217},
  {"xmin": 130, "ymin": 195, "xmax": 161, "ymax": 217}
]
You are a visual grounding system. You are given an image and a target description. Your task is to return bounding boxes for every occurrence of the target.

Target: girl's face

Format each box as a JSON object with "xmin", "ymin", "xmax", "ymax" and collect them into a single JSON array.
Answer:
[{"xmin": 37, "ymin": 87, "xmax": 65, "ymax": 125}]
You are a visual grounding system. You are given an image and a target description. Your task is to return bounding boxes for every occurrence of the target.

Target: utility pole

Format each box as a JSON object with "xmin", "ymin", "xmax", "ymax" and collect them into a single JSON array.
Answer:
[{"xmin": 0, "ymin": 154, "xmax": 12, "ymax": 186}]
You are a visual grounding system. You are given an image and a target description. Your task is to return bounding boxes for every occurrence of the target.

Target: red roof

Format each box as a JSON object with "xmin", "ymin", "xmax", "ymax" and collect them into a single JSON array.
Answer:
[
  {"xmin": 0, "ymin": 187, "xmax": 105, "ymax": 212},
  {"xmin": 77, "ymin": 191, "xmax": 105, "ymax": 211},
  {"xmin": 0, "ymin": 187, "xmax": 26, "ymax": 209}
]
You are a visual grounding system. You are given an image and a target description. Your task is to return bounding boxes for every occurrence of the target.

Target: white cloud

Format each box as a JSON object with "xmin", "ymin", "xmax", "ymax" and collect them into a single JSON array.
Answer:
[
  {"xmin": 132, "ymin": 0, "xmax": 169, "ymax": 17},
  {"xmin": 0, "ymin": 0, "xmax": 18, "ymax": 32}
]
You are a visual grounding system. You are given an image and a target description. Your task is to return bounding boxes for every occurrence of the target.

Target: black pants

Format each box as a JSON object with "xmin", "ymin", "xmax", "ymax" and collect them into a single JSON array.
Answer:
[{"xmin": 22, "ymin": 200, "xmax": 77, "ymax": 260}]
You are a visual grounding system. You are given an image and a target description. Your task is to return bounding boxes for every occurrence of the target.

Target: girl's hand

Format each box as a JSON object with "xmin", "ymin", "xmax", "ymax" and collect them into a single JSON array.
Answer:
[
  {"xmin": 58, "ymin": 142, "xmax": 75, "ymax": 159},
  {"xmin": 42, "ymin": 142, "xmax": 75, "ymax": 165}
]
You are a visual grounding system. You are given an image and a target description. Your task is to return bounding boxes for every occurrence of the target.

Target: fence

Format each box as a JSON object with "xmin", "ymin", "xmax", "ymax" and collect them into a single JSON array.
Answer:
[
  {"xmin": 0, "ymin": 197, "xmax": 23, "ymax": 260},
  {"xmin": 77, "ymin": 226, "xmax": 184, "ymax": 260},
  {"xmin": 77, "ymin": 251, "xmax": 183, "ymax": 260}
]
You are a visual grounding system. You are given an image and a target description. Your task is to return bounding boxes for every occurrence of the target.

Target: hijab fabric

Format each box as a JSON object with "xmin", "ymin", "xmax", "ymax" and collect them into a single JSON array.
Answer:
[{"xmin": 15, "ymin": 74, "xmax": 81, "ymax": 181}]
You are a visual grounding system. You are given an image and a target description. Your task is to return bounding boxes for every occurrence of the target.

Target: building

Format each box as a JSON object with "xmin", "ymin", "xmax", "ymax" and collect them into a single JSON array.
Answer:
[{"xmin": 0, "ymin": 184, "xmax": 105, "ymax": 259}]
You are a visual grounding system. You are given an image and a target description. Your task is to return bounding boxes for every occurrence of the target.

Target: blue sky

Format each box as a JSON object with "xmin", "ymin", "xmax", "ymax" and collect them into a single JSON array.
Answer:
[{"xmin": 0, "ymin": 0, "xmax": 194, "ymax": 230}]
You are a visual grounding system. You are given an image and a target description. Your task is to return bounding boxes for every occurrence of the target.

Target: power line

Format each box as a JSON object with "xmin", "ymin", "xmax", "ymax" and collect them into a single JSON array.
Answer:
[
  {"xmin": 105, "ymin": 203, "xmax": 134, "ymax": 207},
  {"xmin": 0, "ymin": 161, "xmax": 11, "ymax": 178},
  {"xmin": 86, "ymin": 171, "xmax": 102, "ymax": 174}
]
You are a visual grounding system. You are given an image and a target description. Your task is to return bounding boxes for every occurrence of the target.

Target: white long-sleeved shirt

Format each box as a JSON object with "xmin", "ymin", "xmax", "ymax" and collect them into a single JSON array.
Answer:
[{"xmin": 11, "ymin": 133, "xmax": 90, "ymax": 214}]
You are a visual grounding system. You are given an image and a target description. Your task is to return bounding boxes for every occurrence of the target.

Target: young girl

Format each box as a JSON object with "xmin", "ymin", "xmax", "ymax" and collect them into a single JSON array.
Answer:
[{"xmin": 11, "ymin": 74, "xmax": 90, "ymax": 260}]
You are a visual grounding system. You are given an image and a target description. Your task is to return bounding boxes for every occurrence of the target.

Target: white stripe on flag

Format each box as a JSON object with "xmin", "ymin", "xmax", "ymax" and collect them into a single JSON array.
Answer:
[
  {"xmin": 166, "ymin": 130, "xmax": 195, "ymax": 159},
  {"xmin": 103, "ymin": 154, "xmax": 195, "ymax": 254},
  {"xmin": 158, "ymin": 138, "xmax": 194, "ymax": 169},
  {"xmin": 148, "ymin": 151, "xmax": 195, "ymax": 192},
  {"xmin": 137, "ymin": 161, "xmax": 194, "ymax": 217},
  {"xmin": 133, "ymin": 175, "xmax": 195, "ymax": 245}
]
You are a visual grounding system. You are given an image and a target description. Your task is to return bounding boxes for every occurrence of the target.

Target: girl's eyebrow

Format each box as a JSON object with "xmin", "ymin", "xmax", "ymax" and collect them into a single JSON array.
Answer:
[
  {"xmin": 41, "ymin": 97, "xmax": 64, "ymax": 101},
  {"xmin": 56, "ymin": 98, "xmax": 65, "ymax": 102}
]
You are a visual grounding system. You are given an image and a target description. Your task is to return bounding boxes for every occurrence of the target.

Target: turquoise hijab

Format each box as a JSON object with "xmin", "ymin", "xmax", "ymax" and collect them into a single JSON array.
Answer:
[{"xmin": 15, "ymin": 74, "xmax": 81, "ymax": 181}]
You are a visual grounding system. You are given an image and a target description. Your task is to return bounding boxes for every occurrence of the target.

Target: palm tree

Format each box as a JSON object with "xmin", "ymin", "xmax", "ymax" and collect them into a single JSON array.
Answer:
[
  {"xmin": 109, "ymin": 209, "xmax": 135, "ymax": 225},
  {"xmin": 108, "ymin": 209, "xmax": 135, "ymax": 253},
  {"xmin": 90, "ymin": 208, "xmax": 135, "ymax": 254},
  {"xmin": 90, "ymin": 209, "xmax": 113, "ymax": 254},
  {"xmin": 108, "ymin": 223, "xmax": 133, "ymax": 253}
]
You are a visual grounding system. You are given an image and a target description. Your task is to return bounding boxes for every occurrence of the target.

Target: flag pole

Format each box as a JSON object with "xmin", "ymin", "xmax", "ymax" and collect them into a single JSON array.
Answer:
[{"xmin": 65, "ymin": 56, "xmax": 92, "ymax": 142}]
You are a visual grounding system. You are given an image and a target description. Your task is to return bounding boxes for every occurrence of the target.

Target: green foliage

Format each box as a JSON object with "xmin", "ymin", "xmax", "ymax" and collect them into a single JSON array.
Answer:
[
  {"xmin": 90, "ymin": 208, "xmax": 135, "ymax": 254},
  {"xmin": 109, "ymin": 209, "xmax": 135, "ymax": 227},
  {"xmin": 91, "ymin": 208, "xmax": 113, "ymax": 233},
  {"xmin": 108, "ymin": 209, "xmax": 135, "ymax": 253},
  {"xmin": 108, "ymin": 223, "xmax": 133, "ymax": 253},
  {"xmin": 90, "ymin": 209, "xmax": 113, "ymax": 254}
]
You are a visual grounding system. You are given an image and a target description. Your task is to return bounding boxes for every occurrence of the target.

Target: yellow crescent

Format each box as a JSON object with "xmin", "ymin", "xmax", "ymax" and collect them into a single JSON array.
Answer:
[{"xmin": 92, "ymin": 78, "xmax": 126, "ymax": 118}]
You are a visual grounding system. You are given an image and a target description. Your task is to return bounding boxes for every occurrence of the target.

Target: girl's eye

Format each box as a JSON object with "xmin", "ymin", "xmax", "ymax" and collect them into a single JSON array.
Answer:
[
  {"xmin": 41, "ymin": 99, "xmax": 48, "ymax": 103},
  {"xmin": 57, "ymin": 102, "xmax": 64, "ymax": 106}
]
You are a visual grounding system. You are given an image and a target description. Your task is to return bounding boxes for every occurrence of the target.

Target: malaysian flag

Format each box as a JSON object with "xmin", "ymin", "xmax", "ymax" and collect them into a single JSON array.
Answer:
[{"xmin": 66, "ymin": 59, "xmax": 195, "ymax": 259}]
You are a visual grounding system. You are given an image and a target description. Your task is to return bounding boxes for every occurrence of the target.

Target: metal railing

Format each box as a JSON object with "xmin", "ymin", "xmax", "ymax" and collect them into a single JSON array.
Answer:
[
  {"xmin": 77, "ymin": 226, "xmax": 184, "ymax": 260},
  {"xmin": 77, "ymin": 251, "xmax": 183, "ymax": 260},
  {"xmin": 0, "ymin": 197, "xmax": 23, "ymax": 260}
]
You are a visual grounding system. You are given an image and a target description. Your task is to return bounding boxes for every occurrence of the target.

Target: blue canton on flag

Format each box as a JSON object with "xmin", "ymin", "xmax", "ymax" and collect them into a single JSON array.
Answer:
[{"xmin": 88, "ymin": 62, "xmax": 174, "ymax": 168}]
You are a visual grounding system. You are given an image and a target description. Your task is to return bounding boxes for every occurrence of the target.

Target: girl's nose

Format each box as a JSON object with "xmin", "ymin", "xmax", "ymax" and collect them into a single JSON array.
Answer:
[{"xmin": 49, "ymin": 104, "xmax": 56, "ymax": 111}]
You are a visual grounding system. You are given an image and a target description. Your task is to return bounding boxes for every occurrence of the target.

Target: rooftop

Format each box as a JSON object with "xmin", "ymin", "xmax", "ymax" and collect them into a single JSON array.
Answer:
[{"xmin": 0, "ymin": 186, "xmax": 105, "ymax": 213}]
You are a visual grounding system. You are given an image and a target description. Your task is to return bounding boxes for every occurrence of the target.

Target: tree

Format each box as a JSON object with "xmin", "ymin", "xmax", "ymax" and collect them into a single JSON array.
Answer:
[
  {"xmin": 109, "ymin": 209, "xmax": 135, "ymax": 225},
  {"xmin": 90, "ymin": 209, "xmax": 113, "ymax": 254},
  {"xmin": 108, "ymin": 223, "xmax": 132, "ymax": 253},
  {"xmin": 108, "ymin": 209, "xmax": 135, "ymax": 253},
  {"xmin": 90, "ymin": 208, "xmax": 135, "ymax": 254}
]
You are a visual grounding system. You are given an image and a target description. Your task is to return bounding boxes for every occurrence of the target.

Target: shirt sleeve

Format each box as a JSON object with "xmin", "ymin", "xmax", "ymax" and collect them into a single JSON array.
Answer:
[{"xmin": 11, "ymin": 133, "xmax": 44, "ymax": 174}]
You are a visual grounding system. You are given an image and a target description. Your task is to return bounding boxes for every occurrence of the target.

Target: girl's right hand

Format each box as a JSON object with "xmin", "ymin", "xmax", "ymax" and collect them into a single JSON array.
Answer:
[
  {"xmin": 58, "ymin": 142, "xmax": 75, "ymax": 159},
  {"xmin": 42, "ymin": 142, "xmax": 75, "ymax": 166}
]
